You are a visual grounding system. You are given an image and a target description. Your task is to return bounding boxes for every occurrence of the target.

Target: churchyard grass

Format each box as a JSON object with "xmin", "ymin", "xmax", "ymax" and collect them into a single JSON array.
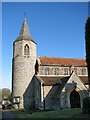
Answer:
[{"xmin": 11, "ymin": 108, "xmax": 90, "ymax": 118}]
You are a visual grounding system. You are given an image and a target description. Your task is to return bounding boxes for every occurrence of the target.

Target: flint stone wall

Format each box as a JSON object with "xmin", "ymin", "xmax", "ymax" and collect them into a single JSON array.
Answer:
[{"xmin": 12, "ymin": 40, "xmax": 36, "ymax": 108}]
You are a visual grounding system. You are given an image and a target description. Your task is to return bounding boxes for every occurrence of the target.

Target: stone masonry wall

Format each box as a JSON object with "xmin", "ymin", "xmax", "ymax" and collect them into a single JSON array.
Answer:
[
  {"xmin": 34, "ymin": 76, "xmax": 41, "ymax": 109},
  {"xmin": 38, "ymin": 65, "xmax": 88, "ymax": 76},
  {"xmin": 60, "ymin": 73, "xmax": 88, "ymax": 109},
  {"xmin": 43, "ymin": 85, "xmax": 61, "ymax": 110},
  {"xmin": 12, "ymin": 40, "xmax": 36, "ymax": 108}
]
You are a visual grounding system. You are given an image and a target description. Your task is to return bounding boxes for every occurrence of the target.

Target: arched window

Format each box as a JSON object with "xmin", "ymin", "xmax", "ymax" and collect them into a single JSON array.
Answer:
[
  {"xmin": 24, "ymin": 44, "xmax": 29, "ymax": 56},
  {"xmin": 78, "ymin": 69, "xmax": 80, "ymax": 75},
  {"xmin": 60, "ymin": 68, "xmax": 62, "ymax": 75},
  {"xmin": 66, "ymin": 68, "xmax": 68, "ymax": 75},
  {"xmin": 54, "ymin": 69, "xmax": 59, "ymax": 75},
  {"xmin": 44, "ymin": 69, "xmax": 49, "ymax": 75},
  {"xmin": 64, "ymin": 68, "xmax": 68, "ymax": 75},
  {"xmin": 82, "ymin": 69, "xmax": 86, "ymax": 75},
  {"xmin": 50, "ymin": 68, "xmax": 52, "ymax": 75},
  {"xmin": 40, "ymin": 68, "xmax": 43, "ymax": 75}
]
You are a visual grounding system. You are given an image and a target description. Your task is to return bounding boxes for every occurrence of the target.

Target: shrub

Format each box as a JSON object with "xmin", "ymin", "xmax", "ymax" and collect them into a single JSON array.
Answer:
[{"xmin": 82, "ymin": 97, "xmax": 90, "ymax": 114}]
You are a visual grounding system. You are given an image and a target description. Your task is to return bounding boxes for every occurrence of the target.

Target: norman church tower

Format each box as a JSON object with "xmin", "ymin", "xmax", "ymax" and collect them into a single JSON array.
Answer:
[
  {"xmin": 12, "ymin": 17, "xmax": 88, "ymax": 110},
  {"xmin": 12, "ymin": 18, "xmax": 36, "ymax": 108}
]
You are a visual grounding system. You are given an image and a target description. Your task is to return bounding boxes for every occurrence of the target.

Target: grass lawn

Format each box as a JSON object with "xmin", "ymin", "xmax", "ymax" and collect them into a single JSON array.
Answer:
[{"xmin": 11, "ymin": 108, "xmax": 90, "ymax": 119}]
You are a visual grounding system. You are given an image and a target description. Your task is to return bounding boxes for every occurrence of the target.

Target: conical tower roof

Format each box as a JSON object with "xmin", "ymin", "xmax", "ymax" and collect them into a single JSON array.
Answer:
[{"xmin": 15, "ymin": 18, "xmax": 36, "ymax": 43}]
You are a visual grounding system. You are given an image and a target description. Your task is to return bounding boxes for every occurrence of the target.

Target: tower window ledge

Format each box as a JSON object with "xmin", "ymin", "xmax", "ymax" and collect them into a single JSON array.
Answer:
[{"xmin": 24, "ymin": 55, "xmax": 29, "ymax": 58}]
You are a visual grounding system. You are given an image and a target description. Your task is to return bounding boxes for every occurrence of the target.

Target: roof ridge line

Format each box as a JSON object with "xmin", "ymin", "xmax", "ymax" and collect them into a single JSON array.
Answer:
[{"xmin": 38, "ymin": 56, "xmax": 86, "ymax": 60}]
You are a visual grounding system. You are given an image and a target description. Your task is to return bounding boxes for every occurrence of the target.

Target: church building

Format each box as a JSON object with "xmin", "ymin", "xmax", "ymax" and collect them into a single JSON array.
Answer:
[{"xmin": 12, "ymin": 18, "xmax": 89, "ymax": 110}]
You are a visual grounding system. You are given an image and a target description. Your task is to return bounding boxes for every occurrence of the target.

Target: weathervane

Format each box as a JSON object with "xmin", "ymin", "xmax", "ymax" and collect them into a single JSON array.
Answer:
[{"xmin": 24, "ymin": 12, "xmax": 26, "ymax": 18}]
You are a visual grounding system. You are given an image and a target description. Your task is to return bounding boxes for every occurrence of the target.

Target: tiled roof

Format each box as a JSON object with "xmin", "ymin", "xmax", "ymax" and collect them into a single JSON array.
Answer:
[
  {"xmin": 39, "ymin": 76, "xmax": 69, "ymax": 85},
  {"xmin": 39, "ymin": 56, "xmax": 87, "ymax": 66},
  {"xmin": 38, "ymin": 76, "xmax": 88, "ymax": 86},
  {"xmin": 79, "ymin": 76, "xmax": 88, "ymax": 84}
]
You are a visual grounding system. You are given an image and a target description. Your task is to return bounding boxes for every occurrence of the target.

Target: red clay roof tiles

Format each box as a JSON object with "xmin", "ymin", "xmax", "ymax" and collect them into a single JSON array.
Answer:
[{"xmin": 39, "ymin": 56, "xmax": 87, "ymax": 66}]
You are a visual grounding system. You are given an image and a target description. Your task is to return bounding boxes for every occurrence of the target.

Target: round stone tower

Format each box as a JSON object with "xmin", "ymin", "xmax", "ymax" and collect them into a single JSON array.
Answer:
[{"xmin": 12, "ymin": 18, "xmax": 36, "ymax": 108}]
